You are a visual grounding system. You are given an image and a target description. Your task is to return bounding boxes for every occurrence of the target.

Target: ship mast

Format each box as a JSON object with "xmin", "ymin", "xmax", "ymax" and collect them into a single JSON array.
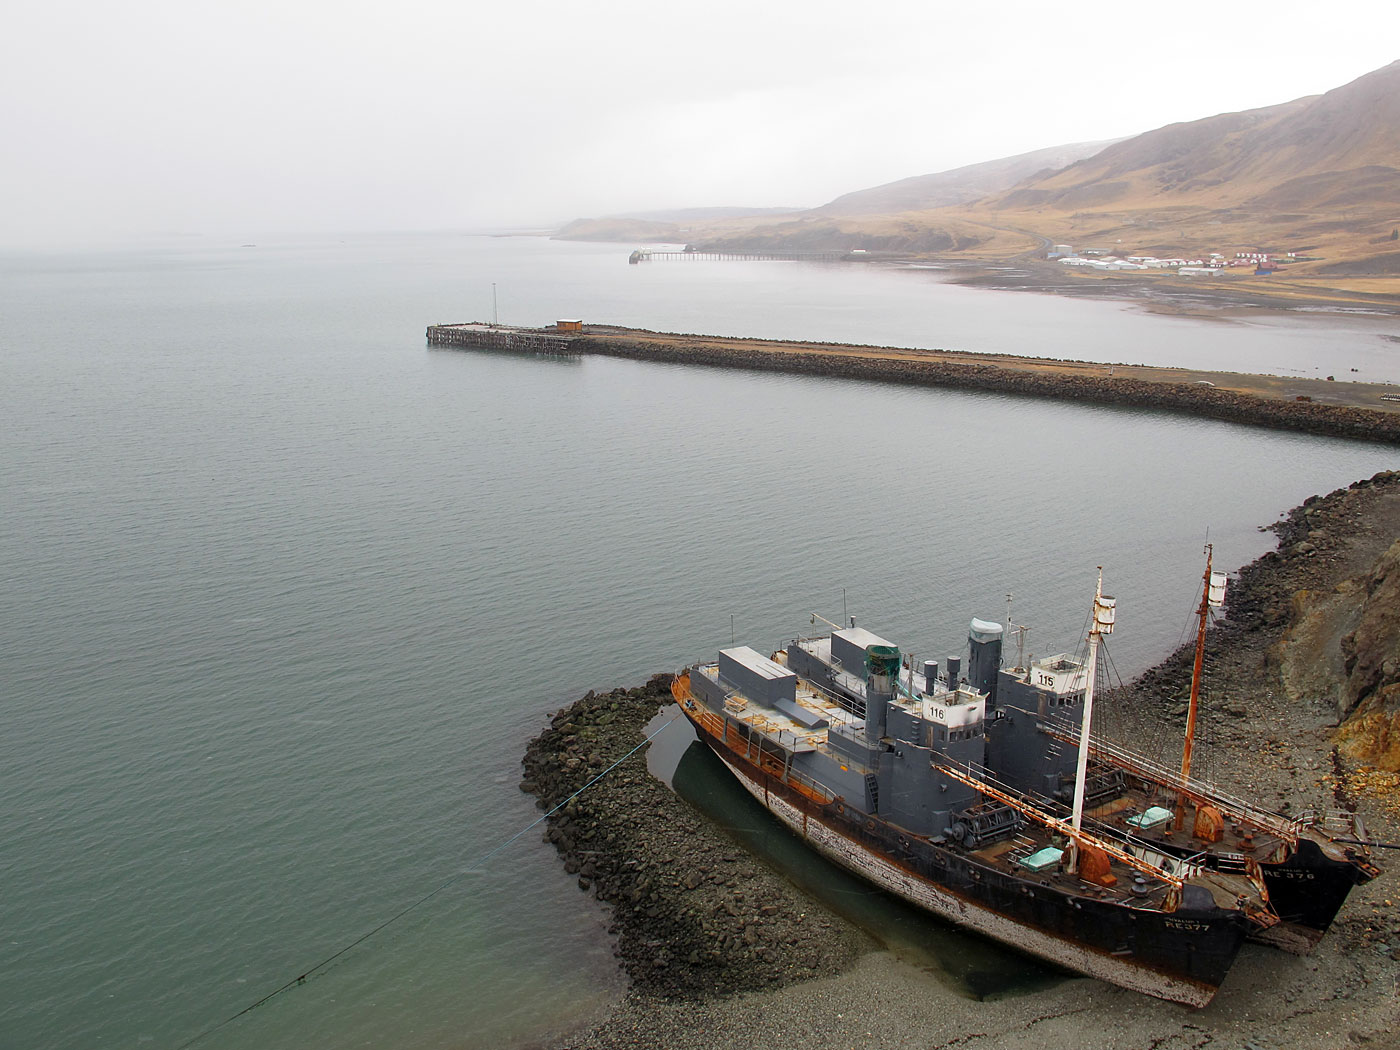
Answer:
[
  {"xmin": 1069, "ymin": 569, "xmax": 1116, "ymax": 873},
  {"xmin": 1176, "ymin": 544, "xmax": 1226, "ymax": 830}
]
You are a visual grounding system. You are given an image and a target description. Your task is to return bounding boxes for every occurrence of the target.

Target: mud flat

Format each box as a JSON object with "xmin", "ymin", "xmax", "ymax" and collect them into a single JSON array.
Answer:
[
  {"xmin": 945, "ymin": 259, "xmax": 1400, "ymax": 318},
  {"xmin": 521, "ymin": 474, "xmax": 1400, "ymax": 1050}
]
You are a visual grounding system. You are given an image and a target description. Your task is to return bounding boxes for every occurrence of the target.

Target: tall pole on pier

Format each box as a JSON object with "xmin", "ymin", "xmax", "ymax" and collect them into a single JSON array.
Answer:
[{"xmin": 492, "ymin": 283, "xmax": 498, "ymax": 326}]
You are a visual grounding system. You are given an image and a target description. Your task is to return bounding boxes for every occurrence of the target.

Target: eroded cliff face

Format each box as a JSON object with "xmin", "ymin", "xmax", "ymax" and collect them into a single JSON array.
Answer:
[
  {"xmin": 1268, "ymin": 479, "xmax": 1400, "ymax": 771},
  {"xmin": 1334, "ymin": 539, "xmax": 1400, "ymax": 769}
]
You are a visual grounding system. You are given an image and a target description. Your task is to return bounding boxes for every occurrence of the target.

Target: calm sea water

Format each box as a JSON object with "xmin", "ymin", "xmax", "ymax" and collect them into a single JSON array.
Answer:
[{"xmin": 2, "ymin": 233, "xmax": 1397, "ymax": 1050}]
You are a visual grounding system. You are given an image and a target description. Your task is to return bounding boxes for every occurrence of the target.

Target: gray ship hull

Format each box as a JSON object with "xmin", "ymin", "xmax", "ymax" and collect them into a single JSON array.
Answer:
[{"xmin": 685, "ymin": 707, "xmax": 1251, "ymax": 1007}]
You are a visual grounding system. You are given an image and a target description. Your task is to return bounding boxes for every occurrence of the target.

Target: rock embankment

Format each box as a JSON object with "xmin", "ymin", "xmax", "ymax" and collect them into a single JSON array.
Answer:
[
  {"xmin": 575, "ymin": 327, "xmax": 1400, "ymax": 445},
  {"xmin": 520, "ymin": 675, "xmax": 870, "ymax": 1005}
]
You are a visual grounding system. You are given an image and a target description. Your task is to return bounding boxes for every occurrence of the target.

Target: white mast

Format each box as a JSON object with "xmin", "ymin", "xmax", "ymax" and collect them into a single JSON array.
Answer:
[{"xmin": 1069, "ymin": 568, "xmax": 1116, "ymax": 871}]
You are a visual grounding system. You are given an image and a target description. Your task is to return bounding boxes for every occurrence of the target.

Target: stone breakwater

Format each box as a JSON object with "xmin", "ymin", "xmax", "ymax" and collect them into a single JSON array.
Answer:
[
  {"xmin": 519, "ymin": 675, "xmax": 870, "ymax": 1001},
  {"xmin": 571, "ymin": 327, "xmax": 1400, "ymax": 446}
]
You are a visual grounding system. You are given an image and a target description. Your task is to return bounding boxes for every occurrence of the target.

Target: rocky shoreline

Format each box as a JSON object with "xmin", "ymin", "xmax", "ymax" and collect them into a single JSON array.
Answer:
[
  {"xmin": 520, "ymin": 676, "xmax": 873, "ymax": 1002},
  {"xmin": 521, "ymin": 472, "xmax": 1400, "ymax": 1050}
]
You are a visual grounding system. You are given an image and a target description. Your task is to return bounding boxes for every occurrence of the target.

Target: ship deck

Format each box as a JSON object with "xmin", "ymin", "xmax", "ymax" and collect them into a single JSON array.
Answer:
[
  {"xmin": 968, "ymin": 834, "xmax": 1268, "ymax": 911},
  {"xmin": 1088, "ymin": 790, "xmax": 1292, "ymax": 864},
  {"xmin": 686, "ymin": 663, "xmax": 1273, "ymax": 920},
  {"xmin": 969, "ymin": 837, "xmax": 1178, "ymax": 907},
  {"xmin": 692, "ymin": 663, "xmax": 858, "ymax": 752}
]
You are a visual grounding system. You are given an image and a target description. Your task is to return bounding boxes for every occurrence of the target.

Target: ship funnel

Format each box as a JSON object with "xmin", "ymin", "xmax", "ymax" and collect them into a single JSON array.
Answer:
[
  {"xmin": 1208, "ymin": 571, "xmax": 1228, "ymax": 609},
  {"xmin": 946, "ymin": 655, "xmax": 962, "ymax": 688},
  {"xmin": 864, "ymin": 644, "xmax": 898, "ymax": 744},
  {"xmin": 865, "ymin": 644, "xmax": 899, "ymax": 696},
  {"xmin": 923, "ymin": 660, "xmax": 939, "ymax": 693},
  {"xmin": 968, "ymin": 618, "xmax": 1003, "ymax": 704}
]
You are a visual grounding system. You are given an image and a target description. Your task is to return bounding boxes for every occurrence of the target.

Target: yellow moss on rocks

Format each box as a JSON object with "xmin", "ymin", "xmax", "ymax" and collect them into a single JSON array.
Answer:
[
  {"xmin": 1335, "ymin": 685, "xmax": 1400, "ymax": 772},
  {"xmin": 1328, "ymin": 761, "xmax": 1400, "ymax": 818}
]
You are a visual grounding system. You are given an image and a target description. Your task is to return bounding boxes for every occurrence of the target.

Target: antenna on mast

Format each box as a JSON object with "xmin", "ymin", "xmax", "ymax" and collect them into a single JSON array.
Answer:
[{"xmin": 1006, "ymin": 592, "xmax": 1028, "ymax": 671}]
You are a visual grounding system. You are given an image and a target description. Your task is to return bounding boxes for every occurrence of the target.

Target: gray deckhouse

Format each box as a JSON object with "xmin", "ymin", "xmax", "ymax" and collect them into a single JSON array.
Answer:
[{"xmin": 688, "ymin": 619, "xmax": 1094, "ymax": 850}]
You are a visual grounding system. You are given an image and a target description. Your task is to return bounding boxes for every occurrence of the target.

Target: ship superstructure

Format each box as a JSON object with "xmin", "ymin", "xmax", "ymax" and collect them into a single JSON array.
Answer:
[{"xmin": 675, "ymin": 578, "xmax": 1280, "ymax": 1006}]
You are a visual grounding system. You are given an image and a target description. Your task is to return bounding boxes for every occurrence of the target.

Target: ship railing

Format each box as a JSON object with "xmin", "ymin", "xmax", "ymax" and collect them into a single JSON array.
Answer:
[
  {"xmin": 688, "ymin": 656, "xmax": 861, "ymax": 739},
  {"xmin": 1309, "ymin": 810, "xmax": 1363, "ymax": 835},
  {"xmin": 1043, "ymin": 717, "xmax": 1312, "ymax": 840},
  {"xmin": 935, "ymin": 758, "xmax": 1188, "ymax": 889},
  {"xmin": 789, "ymin": 635, "xmax": 868, "ymax": 717},
  {"xmin": 1122, "ymin": 839, "xmax": 1211, "ymax": 880},
  {"xmin": 779, "ymin": 764, "xmax": 838, "ymax": 805},
  {"xmin": 685, "ymin": 692, "xmax": 838, "ymax": 805},
  {"xmin": 797, "ymin": 675, "xmax": 865, "ymax": 724}
]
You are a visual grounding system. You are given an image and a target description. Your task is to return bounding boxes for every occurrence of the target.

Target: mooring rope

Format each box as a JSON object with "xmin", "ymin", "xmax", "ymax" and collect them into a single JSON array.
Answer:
[{"xmin": 174, "ymin": 712, "xmax": 683, "ymax": 1050}]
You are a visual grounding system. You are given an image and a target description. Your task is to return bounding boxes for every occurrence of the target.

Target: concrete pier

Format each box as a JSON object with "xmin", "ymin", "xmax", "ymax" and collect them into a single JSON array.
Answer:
[
  {"xmin": 425, "ymin": 321, "xmax": 1400, "ymax": 445},
  {"xmin": 426, "ymin": 323, "xmax": 578, "ymax": 354}
]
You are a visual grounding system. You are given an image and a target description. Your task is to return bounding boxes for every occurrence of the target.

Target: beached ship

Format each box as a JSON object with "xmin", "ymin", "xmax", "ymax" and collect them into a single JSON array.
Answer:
[
  {"xmin": 674, "ymin": 574, "xmax": 1278, "ymax": 1006},
  {"xmin": 1036, "ymin": 548, "xmax": 1378, "ymax": 952}
]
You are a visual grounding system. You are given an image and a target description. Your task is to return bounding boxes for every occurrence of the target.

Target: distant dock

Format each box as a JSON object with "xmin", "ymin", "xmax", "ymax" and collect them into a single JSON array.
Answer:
[
  {"xmin": 425, "ymin": 320, "xmax": 1400, "ymax": 445},
  {"xmin": 425, "ymin": 322, "xmax": 579, "ymax": 354},
  {"xmin": 628, "ymin": 248, "xmax": 855, "ymax": 264}
]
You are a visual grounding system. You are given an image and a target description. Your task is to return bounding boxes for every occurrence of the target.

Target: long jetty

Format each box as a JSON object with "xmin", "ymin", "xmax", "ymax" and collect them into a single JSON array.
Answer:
[
  {"xmin": 628, "ymin": 248, "xmax": 849, "ymax": 263},
  {"xmin": 425, "ymin": 321, "xmax": 1400, "ymax": 445}
]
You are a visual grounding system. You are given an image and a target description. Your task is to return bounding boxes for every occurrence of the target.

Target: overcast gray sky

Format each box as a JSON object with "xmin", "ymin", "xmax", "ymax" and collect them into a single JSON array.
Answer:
[{"xmin": 3, "ymin": 1, "xmax": 1396, "ymax": 246}]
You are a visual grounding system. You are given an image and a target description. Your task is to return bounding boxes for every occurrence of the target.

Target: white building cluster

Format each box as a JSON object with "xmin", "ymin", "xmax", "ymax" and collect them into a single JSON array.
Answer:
[
  {"xmin": 1049, "ymin": 244, "xmax": 1302, "ymax": 276},
  {"xmin": 1057, "ymin": 253, "xmax": 1225, "ymax": 273}
]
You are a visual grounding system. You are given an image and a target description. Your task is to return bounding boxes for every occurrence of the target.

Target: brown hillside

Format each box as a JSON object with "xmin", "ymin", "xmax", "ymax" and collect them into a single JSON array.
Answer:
[
  {"xmin": 817, "ymin": 139, "xmax": 1118, "ymax": 216},
  {"xmin": 987, "ymin": 61, "xmax": 1400, "ymax": 214},
  {"xmin": 565, "ymin": 61, "xmax": 1400, "ymax": 301},
  {"xmin": 994, "ymin": 99, "xmax": 1314, "ymax": 209}
]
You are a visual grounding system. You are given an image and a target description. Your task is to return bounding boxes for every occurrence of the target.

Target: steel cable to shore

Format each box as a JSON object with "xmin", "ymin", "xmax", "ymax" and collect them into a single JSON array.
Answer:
[{"xmin": 174, "ymin": 712, "xmax": 684, "ymax": 1050}]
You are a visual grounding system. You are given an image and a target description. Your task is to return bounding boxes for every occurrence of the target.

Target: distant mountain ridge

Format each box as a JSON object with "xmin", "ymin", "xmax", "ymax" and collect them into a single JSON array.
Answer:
[
  {"xmin": 555, "ymin": 139, "xmax": 1123, "ymax": 251},
  {"xmin": 816, "ymin": 139, "xmax": 1123, "ymax": 216},
  {"xmin": 558, "ymin": 60, "xmax": 1400, "ymax": 280},
  {"xmin": 988, "ymin": 60, "xmax": 1400, "ymax": 214}
]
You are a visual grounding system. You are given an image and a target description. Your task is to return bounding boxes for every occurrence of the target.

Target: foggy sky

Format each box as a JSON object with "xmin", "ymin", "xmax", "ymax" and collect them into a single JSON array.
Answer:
[{"xmin": 3, "ymin": 1, "xmax": 1396, "ymax": 246}]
